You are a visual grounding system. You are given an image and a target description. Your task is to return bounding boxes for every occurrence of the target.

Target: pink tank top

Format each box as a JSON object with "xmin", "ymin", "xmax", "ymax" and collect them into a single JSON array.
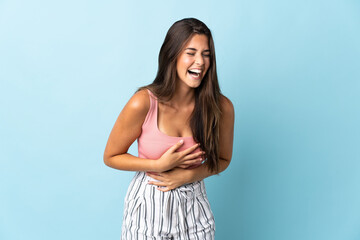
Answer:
[{"xmin": 137, "ymin": 89, "xmax": 202, "ymax": 169}]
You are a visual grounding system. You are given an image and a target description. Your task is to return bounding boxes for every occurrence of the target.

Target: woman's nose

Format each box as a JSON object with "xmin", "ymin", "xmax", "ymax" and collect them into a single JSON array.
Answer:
[{"xmin": 195, "ymin": 54, "xmax": 204, "ymax": 65}]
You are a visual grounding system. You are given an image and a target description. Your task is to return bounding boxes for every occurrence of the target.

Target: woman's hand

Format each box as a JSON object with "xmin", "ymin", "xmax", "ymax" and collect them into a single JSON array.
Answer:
[
  {"xmin": 155, "ymin": 140, "xmax": 204, "ymax": 172},
  {"xmin": 146, "ymin": 168, "xmax": 193, "ymax": 192}
]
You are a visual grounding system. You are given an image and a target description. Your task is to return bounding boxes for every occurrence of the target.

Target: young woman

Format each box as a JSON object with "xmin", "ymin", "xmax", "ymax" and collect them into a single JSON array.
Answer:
[{"xmin": 104, "ymin": 18, "xmax": 234, "ymax": 240}]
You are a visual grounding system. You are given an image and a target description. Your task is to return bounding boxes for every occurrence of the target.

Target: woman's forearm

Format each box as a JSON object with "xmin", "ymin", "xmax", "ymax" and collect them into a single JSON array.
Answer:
[
  {"xmin": 142, "ymin": 157, "xmax": 232, "ymax": 191},
  {"xmin": 104, "ymin": 153, "xmax": 159, "ymax": 172},
  {"xmin": 185, "ymin": 158, "xmax": 231, "ymax": 183},
  {"xmin": 104, "ymin": 153, "xmax": 231, "ymax": 185}
]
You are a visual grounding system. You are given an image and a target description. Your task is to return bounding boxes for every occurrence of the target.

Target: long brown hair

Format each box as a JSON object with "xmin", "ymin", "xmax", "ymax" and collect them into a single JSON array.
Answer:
[{"xmin": 138, "ymin": 18, "xmax": 222, "ymax": 173}]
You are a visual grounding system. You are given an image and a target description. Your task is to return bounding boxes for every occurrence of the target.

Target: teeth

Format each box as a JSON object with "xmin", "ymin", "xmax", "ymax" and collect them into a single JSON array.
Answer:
[
  {"xmin": 189, "ymin": 69, "xmax": 201, "ymax": 74},
  {"xmin": 188, "ymin": 71, "xmax": 200, "ymax": 77}
]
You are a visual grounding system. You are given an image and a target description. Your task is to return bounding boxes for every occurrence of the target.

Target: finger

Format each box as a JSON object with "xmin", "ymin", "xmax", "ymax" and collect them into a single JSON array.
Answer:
[
  {"xmin": 168, "ymin": 139, "xmax": 184, "ymax": 152},
  {"xmin": 183, "ymin": 151, "xmax": 205, "ymax": 160},
  {"xmin": 148, "ymin": 181, "xmax": 167, "ymax": 187},
  {"xmin": 146, "ymin": 172, "xmax": 165, "ymax": 181},
  {"xmin": 177, "ymin": 163, "xmax": 198, "ymax": 168},
  {"xmin": 182, "ymin": 158, "xmax": 203, "ymax": 166},
  {"xmin": 178, "ymin": 164, "xmax": 191, "ymax": 168},
  {"xmin": 157, "ymin": 186, "xmax": 171, "ymax": 192},
  {"xmin": 178, "ymin": 156, "xmax": 203, "ymax": 168},
  {"xmin": 181, "ymin": 143, "xmax": 201, "ymax": 156}
]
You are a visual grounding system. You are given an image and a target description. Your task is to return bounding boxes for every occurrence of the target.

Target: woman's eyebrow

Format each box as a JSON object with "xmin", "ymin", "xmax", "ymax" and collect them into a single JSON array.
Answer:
[{"xmin": 185, "ymin": 48, "xmax": 210, "ymax": 52}]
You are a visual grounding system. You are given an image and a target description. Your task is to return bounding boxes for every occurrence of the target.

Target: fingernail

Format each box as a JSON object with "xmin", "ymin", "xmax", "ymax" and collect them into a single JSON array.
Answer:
[{"xmin": 179, "ymin": 140, "xmax": 184, "ymax": 144}]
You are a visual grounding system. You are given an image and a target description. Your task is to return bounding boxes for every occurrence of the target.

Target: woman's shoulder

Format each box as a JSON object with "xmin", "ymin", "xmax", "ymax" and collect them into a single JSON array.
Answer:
[
  {"xmin": 219, "ymin": 94, "xmax": 234, "ymax": 116},
  {"xmin": 125, "ymin": 88, "xmax": 151, "ymax": 116}
]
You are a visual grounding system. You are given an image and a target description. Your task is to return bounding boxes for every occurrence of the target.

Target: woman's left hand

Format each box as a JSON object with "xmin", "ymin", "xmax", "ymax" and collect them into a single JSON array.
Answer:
[{"xmin": 146, "ymin": 168, "xmax": 192, "ymax": 192}]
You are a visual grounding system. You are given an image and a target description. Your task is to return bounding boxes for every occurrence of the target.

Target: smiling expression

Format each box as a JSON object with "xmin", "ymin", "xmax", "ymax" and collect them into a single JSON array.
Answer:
[{"xmin": 176, "ymin": 34, "xmax": 211, "ymax": 89}]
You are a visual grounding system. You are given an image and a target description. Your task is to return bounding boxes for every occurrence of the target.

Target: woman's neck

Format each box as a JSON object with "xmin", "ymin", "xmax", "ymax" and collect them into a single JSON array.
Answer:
[{"xmin": 169, "ymin": 83, "xmax": 195, "ymax": 110}]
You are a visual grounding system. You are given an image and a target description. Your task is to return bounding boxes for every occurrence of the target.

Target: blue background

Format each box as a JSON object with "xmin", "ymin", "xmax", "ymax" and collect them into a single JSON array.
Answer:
[{"xmin": 1, "ymin": 0, "xmax": 359, "ymax": 239}]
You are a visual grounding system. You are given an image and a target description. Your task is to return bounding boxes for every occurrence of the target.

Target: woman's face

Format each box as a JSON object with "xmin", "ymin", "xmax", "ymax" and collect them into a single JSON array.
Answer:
[{"xmin": 176, "ymin": 34, "xmax": 210, "ymax": 89}]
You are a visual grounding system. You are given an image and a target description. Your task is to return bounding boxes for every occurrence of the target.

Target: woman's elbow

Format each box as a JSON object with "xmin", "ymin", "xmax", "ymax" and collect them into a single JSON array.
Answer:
[{"xmin": 103, "ymin": 152, "xmax": 114, "ymax": 167}]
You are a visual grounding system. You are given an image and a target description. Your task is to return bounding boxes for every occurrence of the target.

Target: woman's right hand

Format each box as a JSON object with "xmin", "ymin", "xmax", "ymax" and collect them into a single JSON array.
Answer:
[{"xmin": 155, "ymin": 140, "xmax": 205, "ymax": 172}]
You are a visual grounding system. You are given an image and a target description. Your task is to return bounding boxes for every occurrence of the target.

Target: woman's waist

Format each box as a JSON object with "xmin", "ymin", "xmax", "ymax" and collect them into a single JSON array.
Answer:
[{"xmin": 132, "ymin": 171, "xmax": 206, "ymax": 195}]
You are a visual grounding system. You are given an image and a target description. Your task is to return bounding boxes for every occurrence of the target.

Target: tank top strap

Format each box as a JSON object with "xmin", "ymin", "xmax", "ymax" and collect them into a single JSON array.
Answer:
[
  {"xmin": 146, "ymin": 88, "xmax": 157, "ymax": 100},
  {"xmin": 142, "ymin": 89, "xmax": 157, "ymax": 127}
]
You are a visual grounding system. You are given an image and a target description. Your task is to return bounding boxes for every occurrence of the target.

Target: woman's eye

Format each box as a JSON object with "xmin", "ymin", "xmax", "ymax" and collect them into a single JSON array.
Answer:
[{"xmin": 186, "ymin": 52, "xmax": 210, "ymax": 57}]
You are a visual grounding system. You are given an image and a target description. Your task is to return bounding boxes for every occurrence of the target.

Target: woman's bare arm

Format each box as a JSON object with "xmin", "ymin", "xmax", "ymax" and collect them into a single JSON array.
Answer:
[
  {"xmin": 103, "ymin": 89, "xmax": 203, "ymax": 173},
  {"xmin": 103, "ymin": 89, "xmax": 158, "ymax": 171}
]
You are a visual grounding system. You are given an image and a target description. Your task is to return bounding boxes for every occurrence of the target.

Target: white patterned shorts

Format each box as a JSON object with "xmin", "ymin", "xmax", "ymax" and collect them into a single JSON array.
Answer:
[{"xmin": 121, "ymin": 171, "xmax": 215, "ymax": 240}]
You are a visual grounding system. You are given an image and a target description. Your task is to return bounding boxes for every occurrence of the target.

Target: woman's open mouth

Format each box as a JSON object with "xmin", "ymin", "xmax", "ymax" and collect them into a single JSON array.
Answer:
[{"xmin": 188, "ymin": 69, "xmax": 202, "ymax": 79}]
